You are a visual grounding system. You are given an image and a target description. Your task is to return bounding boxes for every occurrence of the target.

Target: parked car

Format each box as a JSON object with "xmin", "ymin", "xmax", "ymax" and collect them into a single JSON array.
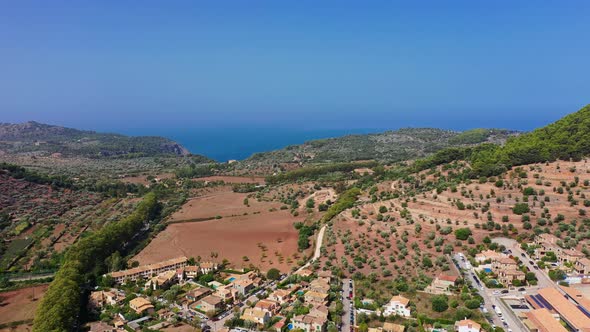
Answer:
[
  {"xmin": 518, "ymin": 287, "xmax": 526, "ymax": 291},
  {"xmin": 501, "ymin": 290, "xmax": 509, "ymax": 294}
]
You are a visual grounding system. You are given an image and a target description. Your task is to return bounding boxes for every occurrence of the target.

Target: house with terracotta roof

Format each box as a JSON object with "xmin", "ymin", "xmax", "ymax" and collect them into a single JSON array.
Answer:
[
  {"xmin": 254, "ymin": 299, "xmax": 280, "ymax": 315},
  {"xmin": 144, "ymin": 270, "xmax": 177, "ymax": 290},
  {"xmin": 454, "ymin": 319, "xmax": 480, "ymax": 332},
  {"xmin": 304, "ymin": 290, "xmax": 329, "ymax": 305},
  {"xmin": 475, "ymin": 250, "xmax": 506, "ymax": 263},
  {"xmin": 309, "ymin": 304, "xmax": 329, "ymax": 320},
  {"xmin": 492, "ymin": 257, "xmax": 518, "ymax": 272},
  {"xmin": 524, "ymin": 308, "xmax": 568, "ymax": 332},
  {"xmin": 197, "ymin": 295, "xmax": 224, "ymax": 313},
  {"xmin": 497, "ymin": 269, "xmax": 526, "ymax": 286},
  {"xmin": 533, "ymin": 288, "xmax": 590, "ymax": 331},
  {"xmin": 309, "ymin": 279, "xmax": 331, "ymax": 293},
  {"xmin": 241, "ymin": 307, "xmax": 270, "ymax": 325},
  {"xmin": 215, "ymin": 284, "xmax": 238, "ymax": 302},
  {"xmin": 575, "ymin": 257, "xmax": 590, "ymax": 275},
  {"xmin": 88, "ymin": 289, "xmax": 122, "ymax": 311},
  {"xmin": 560, "ymin": 249, "xmax": 585, "ymax": 264},
  {"xmin": 186, "ymin": 286, "xmax": 212, "ymax": 302},
  {"xmin": 109, "ymin": 257, "xmax": 188, "ymax": 283},
  {"xmin": 233, "ymin": 278, "xmax": 255, "ymax": 295},
  {"xmin": 291, "ymin": 314, "xmax": 326, "ymax": 332},
  {"xmin": 383, "ymin": 295, "xmax": 411, "ymax": 317},
  {"xmin": 534, "ymin": 234, "xmax": 562, "ymax": 259},
  {"xmin": 129, "ymin": 297, "xmax": 154, "ymax": 315},
  {"xmin": 427, "ymin": 274, "xmax": 459, "ymax": 294},
  {"xmin": 268, "ymin": 289, "xmax": 293, "ymax": 304}
]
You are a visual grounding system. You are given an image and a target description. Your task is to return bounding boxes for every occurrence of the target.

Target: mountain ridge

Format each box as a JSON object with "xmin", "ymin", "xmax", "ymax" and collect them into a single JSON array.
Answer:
[{"xmin": 0, "ymin": 121, "xmax": 194, "ymax": 159}]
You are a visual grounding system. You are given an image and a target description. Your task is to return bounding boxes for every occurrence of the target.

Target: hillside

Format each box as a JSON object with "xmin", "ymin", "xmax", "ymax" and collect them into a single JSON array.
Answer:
[
  {"xmin": 0, "ymin": 121, "xmax": 192, "ymax": 158},
  {"xmin": 0, "ymin": 121, "xmax": 213, "ymax": 179},
  {"xmin": 242, "ymin": 128, "xmax": 517, "ymax": 166}
]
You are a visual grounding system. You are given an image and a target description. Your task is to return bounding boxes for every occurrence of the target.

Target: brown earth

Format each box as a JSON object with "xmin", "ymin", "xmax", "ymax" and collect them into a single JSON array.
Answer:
[
  {"xmin": 134, "ymin": 210, "xmax": 302, "ymax": 272},
  {"xmin": 320, "ymin": 160, "xmax": 590, "ymax": 279},
  {"xmin": 0, "ymin": 285, "xmax": 48, "ymax": 327}
]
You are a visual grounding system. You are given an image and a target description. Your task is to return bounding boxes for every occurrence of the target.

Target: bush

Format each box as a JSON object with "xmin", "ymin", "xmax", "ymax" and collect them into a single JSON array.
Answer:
[{"xmin": 431, "ymin": 295, "xmax": 449, "ymax": 312}]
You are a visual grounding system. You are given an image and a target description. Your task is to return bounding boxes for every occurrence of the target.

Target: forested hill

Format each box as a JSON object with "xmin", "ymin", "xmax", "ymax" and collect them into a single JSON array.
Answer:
[
  {"xmin": 243, "ymin": 128, "xmax": 517, "ymax": 165},
  {"xmin": 413, "ymin": 104, "xmax": 590, "ymax": 177},
  {"xmin": 0, "ymin": 121, "xmax": 198, "ymax": 159}
]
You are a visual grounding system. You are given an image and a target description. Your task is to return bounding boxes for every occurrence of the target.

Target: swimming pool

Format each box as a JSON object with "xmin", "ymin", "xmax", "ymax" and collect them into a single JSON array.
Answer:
[
  {"xmin": 484, "ymin": 268, "xmax": 492, "ymax": 273},
  {"xmin": 287, "ymin": 323, "xmax": 293, "ymax": 330},
  {"xmin": 228, "ymin": 277, "xmax": 236, "ymax": 282}
]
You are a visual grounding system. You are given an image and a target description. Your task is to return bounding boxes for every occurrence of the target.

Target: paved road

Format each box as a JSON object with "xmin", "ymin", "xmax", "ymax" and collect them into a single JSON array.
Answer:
[{"xmin": 342, "ymin": 278, "xmax": 354, "ymax": 332}]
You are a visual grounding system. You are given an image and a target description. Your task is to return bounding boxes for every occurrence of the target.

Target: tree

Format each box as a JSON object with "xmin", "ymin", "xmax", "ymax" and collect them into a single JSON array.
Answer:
[
  {"xmin": 306, "ymin": 198, "xmax": 315, "ymax": 209},
  {"xmin": 454, "ymin": 228, "xmax": 472, "ymax": 240},
  {"xmin": 267, "ymin": 268, "xmax": 280, "ymax": 281},
  {"xmin": 512, "ymin": 203, "xmax": 530, "ymax": 215},
  {"xmin": 431, "ymin": 295, "xmax": 449, "ymax": 312}
]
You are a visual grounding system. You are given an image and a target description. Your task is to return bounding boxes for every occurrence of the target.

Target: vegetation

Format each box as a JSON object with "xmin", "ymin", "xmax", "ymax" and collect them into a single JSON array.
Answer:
[
  {"xmin": 246, "ymin": 128, "xmax": 514, "ymax": 165},
  {"xmin": 266, "ymin": 161, "xmax": 377, "ymax": 184},
  {"xmin": 32, "ymin": 193, "xmax": 161, "ymax": 331},
  {"xmin": 413, "ymin": 104, "xmax": 590, "ymax": 177},
  {"xmin": 321, "ymin": 187, "xmax": 361, "ymax": 222}
]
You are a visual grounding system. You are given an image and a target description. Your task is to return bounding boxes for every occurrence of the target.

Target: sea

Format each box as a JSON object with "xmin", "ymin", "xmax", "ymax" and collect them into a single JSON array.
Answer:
[{"xmin": 119, "ymin": 127, "xmax": 385, "ymax": 162}]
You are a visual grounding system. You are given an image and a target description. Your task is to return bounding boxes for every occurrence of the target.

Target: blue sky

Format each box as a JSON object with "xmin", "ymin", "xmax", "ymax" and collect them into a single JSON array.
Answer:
[{"xmin": 1, "ymin": 1, "xmax": 589, "ymax": 133}]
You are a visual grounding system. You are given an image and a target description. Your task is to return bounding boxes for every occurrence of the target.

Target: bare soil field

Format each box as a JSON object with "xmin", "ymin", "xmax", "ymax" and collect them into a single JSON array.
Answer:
[
  {"xmin": 135, "ymin": 210, "xmax": 302, "ymax": 272},
  {"xmin": 168, "ymin": 188, "xmax": 283, "ymax": 221},
  {"xmin": 0, "ymin": 285, "xmax": 48, "ymax": 327}
]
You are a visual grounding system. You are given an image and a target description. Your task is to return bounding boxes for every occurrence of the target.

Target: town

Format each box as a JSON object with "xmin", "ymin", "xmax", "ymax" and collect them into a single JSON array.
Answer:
[{"xmin": 84, "ymin": 228, "xmax": 590, "ymax": 332}]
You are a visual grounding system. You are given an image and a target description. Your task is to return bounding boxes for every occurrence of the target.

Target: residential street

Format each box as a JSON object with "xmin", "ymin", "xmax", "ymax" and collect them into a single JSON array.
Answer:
[{"xmin": 342, "ymin": 278, "xmax": 354, "ymax": 332}]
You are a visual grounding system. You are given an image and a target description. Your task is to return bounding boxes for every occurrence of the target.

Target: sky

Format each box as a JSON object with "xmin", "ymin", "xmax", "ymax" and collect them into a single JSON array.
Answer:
[{"xmin": 1, "ymin": 1, "xmax": 589, "ymax": 135}]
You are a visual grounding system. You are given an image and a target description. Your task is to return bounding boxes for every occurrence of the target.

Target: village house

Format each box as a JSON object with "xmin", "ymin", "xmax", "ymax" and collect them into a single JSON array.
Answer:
[
  {"xmin": 454, "ymin": 319, "xmax": 481, "ymax": 332},
  {"xmin": 534, "ymin": 234, "xmax": 562, "ymax": 258},
  {"xmin": 215, "ymin": 284, "xmax": 238, "ymax": 302},
  {"xmin": 492, "ymin": 257, "xmax": 518, "ymax": 272},
  {"xmin": 186, "ymin": 286, "xmax": 212, "ymax": 302},
  {"xmin": 575, "ymin": 257, "xmax": 590, "ymax": 275},
  {"xmin": 88, "ymin": 289, "xmax": 123, "ymax": 311},
  {"xmin": 198, "ymin": 295, "xmax": 224, "ymax": 313},
  {"xmin": 109, "ymin": 257, "xmax": 188, "ymax": 283},
  {"xmin": 560, "ymin": 249, "xmax": 585, "ymax": 264},
  {"xmin": 291, "ymin": 314, "xmax": 327, "ymax": 332},
  {"xmin": 304, "ymin": 290, "xmax": 329, "ymax": 305},
  {"xmin": 475, "ymin": 250, "xmax": 506, "ymax": 263},
  {"xmin": 309, "ymin": 304, "xmax": 329, "ymax": 320},
  {"xmin": 497, "ymin": 269, "xmax": 526, "ymax": 286},
  {"xmin": 317, "ymin": 270, "xmax": 332, "ymax": 282},
  {"xmin": 427, "ymin": 274, "xmax": 458, "ymax": 294},
  {"xmin": 144, "ymin": 270, "xmax": 176, "ymax": 290},
  {"xmin": 241, "ymin": 307, "xmax": 270, "ymax": 325},
  {"xmin": 268, "ymin": 289, "xmax": 292, "ymax": 304},
  {"xmin": 296, "ymin": 268, "xmax": 313, "ymax": 277},
  {"xmin": 199, "ymin": 261, "xmax": 218, "ymax": 274},
  {"xmin": 382, "ymin": 295, "xmax": 411, "ymax": 317},
  {"xmin": 309, "ymin": 279, "xmax": 331, "ymax": 293},
  {"xmin": 254, "ymin": 299, "xmax": 280, "ymax": 315},
  {"xmin": 233, "ymin": 278, "xmax": 255, "ymax": 295},
  {"xmin": 129, "ymin": 297, "xmax": 154, "ymax": 315}
]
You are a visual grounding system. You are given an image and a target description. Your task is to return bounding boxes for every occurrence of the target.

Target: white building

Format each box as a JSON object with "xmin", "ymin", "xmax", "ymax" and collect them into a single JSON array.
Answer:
[{"xmin": 382, "ymin": 295, "xmax": 411, "ymax": 317}]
